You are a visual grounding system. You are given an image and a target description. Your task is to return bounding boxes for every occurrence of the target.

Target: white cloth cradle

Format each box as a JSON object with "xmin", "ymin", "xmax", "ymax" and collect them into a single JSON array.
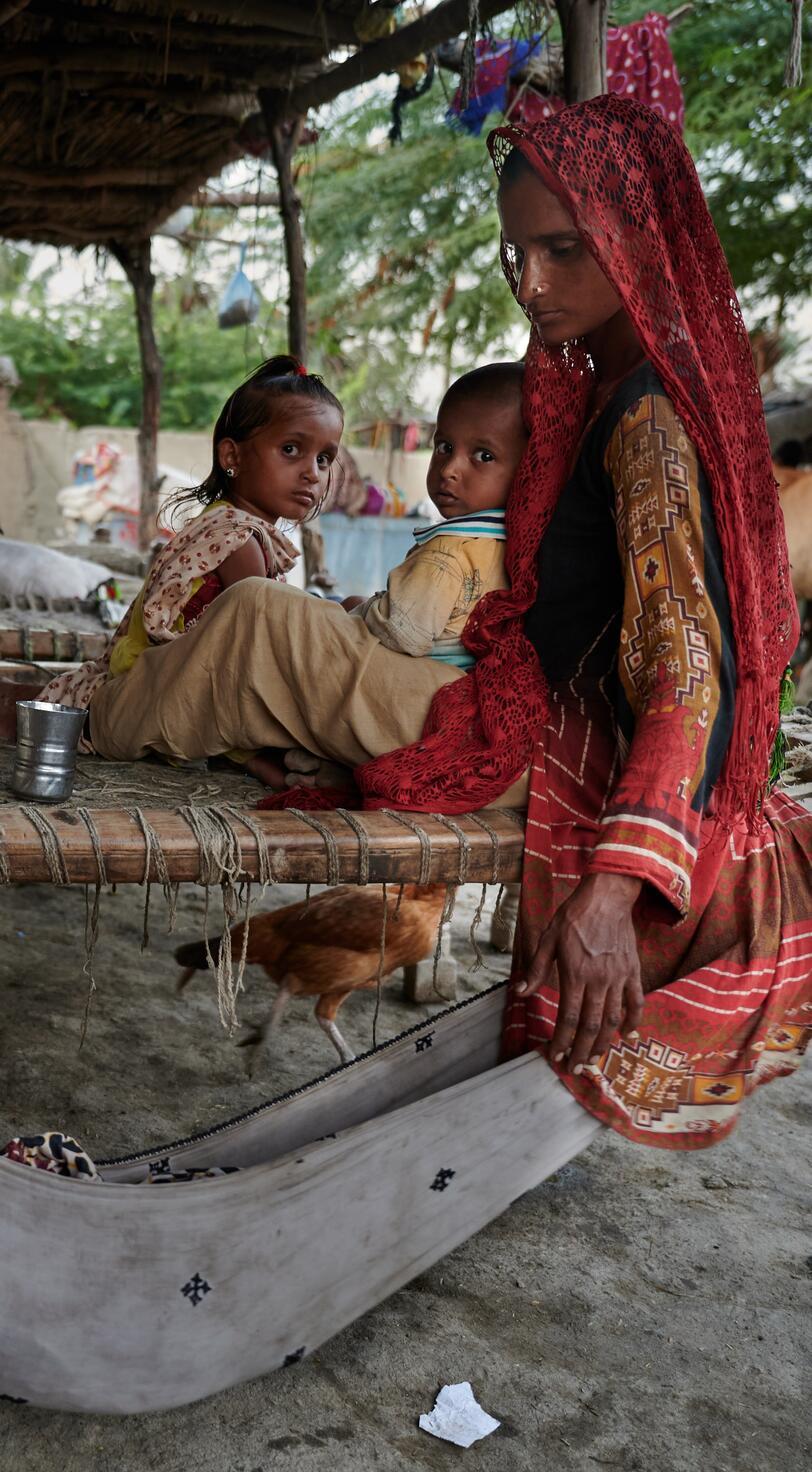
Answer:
[{"xmin": 0, "ymin": 983, "xmax": 599, "ymax": 1414}]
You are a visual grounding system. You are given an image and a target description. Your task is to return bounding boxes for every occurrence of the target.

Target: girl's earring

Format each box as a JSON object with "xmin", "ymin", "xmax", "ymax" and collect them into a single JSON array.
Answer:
[{"xmin": 226, "ymin": 467, "xmax": 236, "ymax": 478}]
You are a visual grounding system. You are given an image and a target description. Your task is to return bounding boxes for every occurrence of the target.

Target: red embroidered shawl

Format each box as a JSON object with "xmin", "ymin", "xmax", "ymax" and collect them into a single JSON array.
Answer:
[{"xmin": 358, "ymin": 96, "xmax": 797, "ymax": 825}]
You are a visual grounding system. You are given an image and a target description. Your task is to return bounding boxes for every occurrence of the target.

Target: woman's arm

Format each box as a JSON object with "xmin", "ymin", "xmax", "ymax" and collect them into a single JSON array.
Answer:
[
  {"xmin": 585, "ymin": 392, "xmax": 735, "ymax": 916},
  {"xmin": 523, "ymin": 393, "xmax": 735, "ymax": 1071}
]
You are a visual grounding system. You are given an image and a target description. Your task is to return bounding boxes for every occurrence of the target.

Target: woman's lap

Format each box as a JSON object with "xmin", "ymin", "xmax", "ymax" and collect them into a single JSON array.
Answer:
[{"xmin": 88, "ymin": 578, "xmax": 461, "ymax": 768}]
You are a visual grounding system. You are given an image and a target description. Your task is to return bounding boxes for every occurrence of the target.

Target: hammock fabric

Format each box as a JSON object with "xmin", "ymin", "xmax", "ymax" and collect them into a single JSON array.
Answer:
[
  {"xmin": 358, "ymin": 96, "xmax": 799, "ymax": 825},
  {"xmin": 0, "ymin": 989, "xmax": 600, "ymax": 1413}
]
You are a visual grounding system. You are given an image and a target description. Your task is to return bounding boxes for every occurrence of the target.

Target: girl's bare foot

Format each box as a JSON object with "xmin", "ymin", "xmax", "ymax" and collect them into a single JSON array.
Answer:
[{"xmin": 245, "ymin": 752, "xmax": 288, "ymax": 789}]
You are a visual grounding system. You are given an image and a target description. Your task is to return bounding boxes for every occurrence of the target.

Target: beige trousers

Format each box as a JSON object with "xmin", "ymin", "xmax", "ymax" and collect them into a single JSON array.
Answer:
[{"xmin": 88, "ymin": 579, "xmax": 528, "ymax": 804}]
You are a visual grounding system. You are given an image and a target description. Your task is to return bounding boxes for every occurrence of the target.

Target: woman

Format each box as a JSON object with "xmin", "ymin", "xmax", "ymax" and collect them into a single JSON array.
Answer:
[
  {"xmin": 367, "ymin": 96, "xmax": 812, "ymax": 1148},
  {"xmin": 88, "ymin": 99, "xmax": 810, "ymax": 1147}
]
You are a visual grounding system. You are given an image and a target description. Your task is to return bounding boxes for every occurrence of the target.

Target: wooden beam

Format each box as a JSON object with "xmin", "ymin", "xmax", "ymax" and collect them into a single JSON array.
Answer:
[
  {"xmin": 28, "ymin": 3, "xmax": 326, "ymax": 51},
  {"xmin": 2, "ymin": 76, "xmax": 255, "ymax": 116},
  {"xmin": 0, "ymin": 222, "xmax": 124, "ymax": 245},
  {"xmin": 139, "ymin": 136, "xmax": 246, "ymax": 240},
  {"xmin": 555, "ymin": 0, "xmax": 609, "ymax": 102},
  {"xmin": 196, "ymin": 189, "xmax": 280, "ymax": 208},
  {"xmin": 0, "ymin": 628, "xmax": 108, "ymax": 662},
  {"xmin": 269, "ymin": 0, "xmax": 517, "ymax": 118},
  {"xmin": 110, "ymin": 240, "xmax": 163, "ymax": 552},
  {"xmin": 0, "ymin": 806, "xmax": 525, "ymax": 885},
  {"xmin": 0, "ymin": 164, "xmax": 197, "ymax": 188},
  {"xmin": 0, "ymin": 43, "xmax": 292, "ymax": 85},
  {"xmin": 25, "ymin": 0, "xmax": 357, "ymax": 46},
  {"xmin": 181, "ymin": 0, "xmax": 359, "ymax": 46},
  {"xmin": 0, "ymin": 0, "xmax": 30, "ymax": 24},
  {"xmin": 261, "ymin": 96, "xmax": 308, "ymax": 360}
]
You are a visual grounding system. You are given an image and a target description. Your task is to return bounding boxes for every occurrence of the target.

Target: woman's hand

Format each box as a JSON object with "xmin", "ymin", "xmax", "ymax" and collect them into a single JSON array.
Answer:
[
  {"xmin": 517, "ymin": 872, "xmax": 644, "ymax": 1073},
  {"xmin": 341, "ymin": 594, "xmax": 366, "ymax": 612}
]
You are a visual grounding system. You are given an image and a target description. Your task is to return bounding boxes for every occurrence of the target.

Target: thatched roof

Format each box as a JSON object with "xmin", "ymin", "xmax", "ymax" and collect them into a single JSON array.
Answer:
[
  {"xmin": 0, "ymin": 0, "xmax": 354, "ymax": 246},
  {"xmin": 0, "ymin": 0, "xmax": 511, "ymax": 249}
]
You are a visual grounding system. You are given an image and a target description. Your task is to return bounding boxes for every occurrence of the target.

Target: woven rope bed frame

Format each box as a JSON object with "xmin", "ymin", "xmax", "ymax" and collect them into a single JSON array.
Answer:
[{"xmin": 0, "ymin": 746, "xmax": 526, "ymax": 887}]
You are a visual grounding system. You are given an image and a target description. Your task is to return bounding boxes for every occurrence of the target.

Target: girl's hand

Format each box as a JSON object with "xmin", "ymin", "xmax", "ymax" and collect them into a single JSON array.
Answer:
[{"xmin": 517, "ymin": 872, "xmax": 644, "ymax": 1072}]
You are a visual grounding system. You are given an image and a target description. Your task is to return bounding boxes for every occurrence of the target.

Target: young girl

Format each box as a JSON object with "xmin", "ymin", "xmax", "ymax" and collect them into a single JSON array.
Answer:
[{"xmin": 41, "ymin": 356, "xmax": 344, "ymax": 782}]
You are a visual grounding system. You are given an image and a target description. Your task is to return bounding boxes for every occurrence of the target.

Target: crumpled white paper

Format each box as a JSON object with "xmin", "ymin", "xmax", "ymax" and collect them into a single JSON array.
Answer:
[{"xmin": 418, "ymin": 1381, "xmax": 501, "ymax": 1447}]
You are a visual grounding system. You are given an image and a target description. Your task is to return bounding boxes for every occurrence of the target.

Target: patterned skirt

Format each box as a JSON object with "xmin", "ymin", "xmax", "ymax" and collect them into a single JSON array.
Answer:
[{"xmin": 503, "ymin": 698, "xmax": 812, "ymax": 1150}]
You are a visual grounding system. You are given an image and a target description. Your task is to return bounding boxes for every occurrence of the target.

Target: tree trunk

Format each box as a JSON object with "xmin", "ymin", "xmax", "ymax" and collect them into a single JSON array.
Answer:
[
  {"xmin": 111, "ymin": 239, "xmax": 162, "ymax": 551},
  {"xmin": 555, "ymin": 0, "xmax": 609, "ymax": 102},
  {"xmin": 259, "ymin": 93, "xmax": 308, "ymax": 362}
]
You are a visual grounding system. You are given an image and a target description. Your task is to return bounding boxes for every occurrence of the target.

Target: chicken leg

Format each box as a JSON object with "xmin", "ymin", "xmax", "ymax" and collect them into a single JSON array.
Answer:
[
  {"xmin": 314, "ymin": 991, "xmax": 356, "ymax": 1065},
  {"xmin": 237, "ymin": 982, "xmax": 291, "ymax": 1075}
]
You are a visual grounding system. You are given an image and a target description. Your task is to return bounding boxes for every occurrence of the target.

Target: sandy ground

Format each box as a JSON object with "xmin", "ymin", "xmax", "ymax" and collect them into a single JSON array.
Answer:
[{"xmin": 0, "ymin": 878, "xmax": 809, "ymax": 1472}]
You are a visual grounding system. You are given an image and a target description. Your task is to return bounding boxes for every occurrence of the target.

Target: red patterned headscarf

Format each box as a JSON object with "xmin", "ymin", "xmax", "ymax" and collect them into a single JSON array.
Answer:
[{"xmin": 359, "ymin": 96, "xmax": 797, "ymax": 823}]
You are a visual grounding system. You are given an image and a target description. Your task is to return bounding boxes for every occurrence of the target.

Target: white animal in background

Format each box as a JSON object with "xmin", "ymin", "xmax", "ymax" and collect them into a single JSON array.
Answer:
[{"xmin": 0, "ymin": 539, "xmax": 115, "ymax": 609}]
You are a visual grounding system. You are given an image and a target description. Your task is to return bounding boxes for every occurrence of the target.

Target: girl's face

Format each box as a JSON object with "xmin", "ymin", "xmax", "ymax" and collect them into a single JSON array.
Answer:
[
  {"xmin": 498, "ymin": 167, "xmax": 624, "ymax": 347},
  {"xmin": 219, "ymin": 396, "xmax": 343, "ymax": 523}
]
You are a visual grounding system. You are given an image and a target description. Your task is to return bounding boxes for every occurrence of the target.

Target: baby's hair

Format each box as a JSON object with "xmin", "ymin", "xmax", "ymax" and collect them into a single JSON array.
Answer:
[
  {"xmin": 167, "ymin": 355, "xmax": 344, "ymax": 522},
  {"xmin": 442, "ymin": 361, "xmax": 526, "ymax": 424}
]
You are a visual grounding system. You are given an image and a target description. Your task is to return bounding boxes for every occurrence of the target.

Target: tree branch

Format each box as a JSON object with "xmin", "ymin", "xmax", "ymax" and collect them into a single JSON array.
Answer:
[
  {"xmin": 195, "ymin": 189, "xmax": 280, "ymax": 209},
  {"xmin": 269, "ymin": 0, "xmax": 517, "ymax": 119},
  {"xmin": 0, "ymin": 0, "xmax": 30, "ymax": 25},
  {"xmin": 110, "ymin": 240, "xmax": 163, "ymax": 551}
]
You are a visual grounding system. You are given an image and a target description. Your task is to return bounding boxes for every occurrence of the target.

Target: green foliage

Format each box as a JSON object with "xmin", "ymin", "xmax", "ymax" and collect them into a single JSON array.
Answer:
[
  {"xmin": 300, "ymin": 89, "xmax": 520, "ymax": 419},
  {"xmin": 613, "ymin": 0, "xmax": 812, "ymax": 320},
  {"xmin": 0, "ymin": 243, "xmax": 285, "ymax": 427},
  {"xmin": 0, "ymin": 0, "xmax": 808, "ymax": 429}
]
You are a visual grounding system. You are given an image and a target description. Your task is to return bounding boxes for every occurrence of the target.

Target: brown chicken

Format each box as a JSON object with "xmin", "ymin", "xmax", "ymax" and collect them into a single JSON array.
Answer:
[{"xmin": 175, "ymin": 883, "xmax": 447, "ymax": 1066}]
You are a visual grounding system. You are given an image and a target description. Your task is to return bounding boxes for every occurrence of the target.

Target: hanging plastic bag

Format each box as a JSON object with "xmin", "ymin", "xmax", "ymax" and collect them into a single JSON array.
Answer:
[{"xmin": 218, "ymin": 244, "xmax": 261, "ymax": 330}]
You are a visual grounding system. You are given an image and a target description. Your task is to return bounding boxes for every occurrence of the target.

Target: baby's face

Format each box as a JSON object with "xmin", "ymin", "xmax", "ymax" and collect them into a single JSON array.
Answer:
[{"xmin": 426, "ymin": 392, "xmax": 527, "ymax": 518}]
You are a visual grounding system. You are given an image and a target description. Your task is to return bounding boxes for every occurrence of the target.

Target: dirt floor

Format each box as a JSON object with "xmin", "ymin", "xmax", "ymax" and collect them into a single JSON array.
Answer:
[{"xmin": 0, "ymin": 878, "xmax": 809, "ymax": 1472}]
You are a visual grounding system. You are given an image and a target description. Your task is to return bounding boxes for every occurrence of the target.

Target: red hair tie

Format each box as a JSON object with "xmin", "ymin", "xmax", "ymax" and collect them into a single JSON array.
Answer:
[{"xmin": 295, "ymin": 362, "xmax": 308, "ymax": 376}]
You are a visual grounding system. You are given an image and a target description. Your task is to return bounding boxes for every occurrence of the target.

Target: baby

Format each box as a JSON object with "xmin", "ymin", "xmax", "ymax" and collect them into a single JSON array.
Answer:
[{"xmin": 345, "ymin": 362, "xmax": 526, "ymax": 668}]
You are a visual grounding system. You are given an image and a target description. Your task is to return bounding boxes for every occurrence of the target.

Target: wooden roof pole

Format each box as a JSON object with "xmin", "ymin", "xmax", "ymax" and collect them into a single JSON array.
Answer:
[
  {"xmin": 0, "ymin": 0, "xmax": 31, "ymax": 23},
  {"xmin": 554, "ymin": 0, "xmax": 610, "ymax": 101},
  {"xmin": 110, "ymin": 240, "xmax": 163, "ymax": 551},
  {"xmin": 260, "ymin": 95, "xmax": 308, "ymax": 361}
]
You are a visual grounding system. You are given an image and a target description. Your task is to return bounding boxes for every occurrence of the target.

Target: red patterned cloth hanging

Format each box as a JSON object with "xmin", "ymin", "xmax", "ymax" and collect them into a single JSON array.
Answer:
[
  {"xmin": 448, "ymin": 13, "xmax": 685, "ymax": 135},
  {"xmin": 509, "ymin": 12, "xmax": 685, "ymax": 131}
]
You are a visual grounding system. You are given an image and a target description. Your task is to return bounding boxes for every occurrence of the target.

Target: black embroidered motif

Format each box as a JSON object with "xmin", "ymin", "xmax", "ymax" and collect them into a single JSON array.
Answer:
[
  {"xmin": 283, "ymin": 1347, "xmax": 306, "ymax": 1367},
  {"xmin": 181, "ymin": 1273, "xmax": 211, "ymax": 1305},
  {"xmin": 430, "ymin": 1168, "xmax": 456, "ymax": 1192},
  {"xmin": 415, "ymin": 1033, "xmax": 434, "ymax": 1053},
  {"xmin": 150, "ymin": 1157, "xmax": 173, "ymax": 1176}
]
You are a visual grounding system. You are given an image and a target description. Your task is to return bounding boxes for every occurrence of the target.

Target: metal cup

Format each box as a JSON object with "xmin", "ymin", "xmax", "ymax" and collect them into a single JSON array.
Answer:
[{"xmin": 12, "ymin": 701, "xmax": 87, "ymax": 802}]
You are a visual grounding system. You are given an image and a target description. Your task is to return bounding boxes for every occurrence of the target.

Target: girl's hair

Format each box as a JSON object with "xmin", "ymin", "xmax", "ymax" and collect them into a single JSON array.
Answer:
[{"xmin": 167, "ymin": 355, "xmax": 344, "ymax": 522}]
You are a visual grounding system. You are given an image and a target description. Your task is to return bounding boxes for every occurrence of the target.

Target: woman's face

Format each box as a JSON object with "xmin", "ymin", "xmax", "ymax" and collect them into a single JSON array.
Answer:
[{"xmin": 498, "ymin": 165, "xmax": 623, "ymax": 347}]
